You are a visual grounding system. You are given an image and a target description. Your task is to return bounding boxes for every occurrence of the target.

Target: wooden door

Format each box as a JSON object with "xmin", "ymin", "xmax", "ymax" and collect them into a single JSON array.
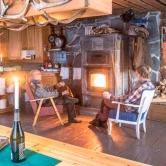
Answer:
[
  {"xmin": 27, "ymin": 26, "xmax": 35, "ymax": 50},
  {"xmin": 22, "ymin": 26, "xmax": 35, "ymax": 50},
  {"xmin": 42, "ymin": 26, "xmax": 50, "ymax": 62},
  {"xmin": 21, "ymin": 29, "xmax": 28, "ymax": 50},
  {"xmin": 0, "ymin": 29, "xmax": 9, "ymax": 62},
  {"xmin": 35, "ymin": 26, "xmax": 50, "ymax": 62},
  {"xmin": 34, "ymin": 26, "xmax": 42, "ymax": 61},
  {"xmin": 8, "ymin": 31, "xmax": 22, "ymax": 60}
]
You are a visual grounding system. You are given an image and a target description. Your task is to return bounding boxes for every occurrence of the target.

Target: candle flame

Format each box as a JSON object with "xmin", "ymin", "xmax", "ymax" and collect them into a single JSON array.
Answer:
[{"xmin": 13, "ymin": 77, "xmax": 18, "ymax": 82}]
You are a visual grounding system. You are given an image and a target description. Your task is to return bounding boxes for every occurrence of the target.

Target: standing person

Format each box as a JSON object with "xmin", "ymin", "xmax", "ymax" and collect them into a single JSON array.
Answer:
[
  {"xmin": 29, "ymin": 69, "xmax": 82, "ymax": 123},
  {"xmin": 89, "ymin": 65, "xmax": 155, "ymax": 128}
]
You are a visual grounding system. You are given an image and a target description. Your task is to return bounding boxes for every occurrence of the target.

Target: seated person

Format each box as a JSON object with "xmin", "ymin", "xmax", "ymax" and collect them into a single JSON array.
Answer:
[
  {"xmin": 89, "ymin": 65, "xmax": 155, "ymax": 128},
  {"xmin": 29, "ymin": 69, "xmax": 82, "ymax": 123}
]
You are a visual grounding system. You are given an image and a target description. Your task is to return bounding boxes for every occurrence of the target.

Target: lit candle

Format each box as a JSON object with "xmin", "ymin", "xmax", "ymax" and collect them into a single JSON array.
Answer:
[{"xmin": 14, "ymin": 77, "xmax": 19, "ymax": 109}]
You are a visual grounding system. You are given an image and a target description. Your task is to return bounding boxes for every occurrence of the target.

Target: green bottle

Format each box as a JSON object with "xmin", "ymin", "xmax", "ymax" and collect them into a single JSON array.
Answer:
[{"xmin": 10, "ymin": 109, "xmax": 25, "ymax": 163}]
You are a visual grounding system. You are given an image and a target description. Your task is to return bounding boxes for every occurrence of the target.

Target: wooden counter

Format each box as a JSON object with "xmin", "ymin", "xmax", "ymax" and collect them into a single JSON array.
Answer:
[
  {"xmin": 0, "ymin": 71, "xmax": 27, "ymax": 87},
  {"xmin": 0, "ymin": 71, "xmax": 27, "ymax": 113},
  {"xmin": 0, "ymin": 94, "xmax": 14, "ymax": 113},
  {"xmin": 0, "ymin": 125, "xmax": 151, "ymax": 166}
]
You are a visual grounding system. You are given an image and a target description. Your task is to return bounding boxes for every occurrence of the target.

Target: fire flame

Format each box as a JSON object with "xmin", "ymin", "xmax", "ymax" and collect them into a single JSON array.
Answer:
[{"xmin": 91, "ymin": 74, "xmax": 106, "ymax": 88}]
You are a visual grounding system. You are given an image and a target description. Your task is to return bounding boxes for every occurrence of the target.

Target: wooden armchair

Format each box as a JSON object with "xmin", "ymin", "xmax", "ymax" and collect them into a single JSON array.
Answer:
[
  {"xmin": 24, "ymin": 83, "xmax": 64, "ymax": 127},
  {"xmin": 108, "ymin": 89, "xmax": 155, "ymax": 139}
]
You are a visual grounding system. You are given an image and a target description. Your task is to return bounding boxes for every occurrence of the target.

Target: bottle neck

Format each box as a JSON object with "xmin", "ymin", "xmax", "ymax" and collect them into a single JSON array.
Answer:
[{"xmin": 14, "ymin": 109, "xmax": 20, "ymax": 122}]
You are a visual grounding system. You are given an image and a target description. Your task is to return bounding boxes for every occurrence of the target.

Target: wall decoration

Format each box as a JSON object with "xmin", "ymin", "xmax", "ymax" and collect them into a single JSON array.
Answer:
[{"xmin": 92, "ymin": 38, "xmax": 103, "ymax": 50}]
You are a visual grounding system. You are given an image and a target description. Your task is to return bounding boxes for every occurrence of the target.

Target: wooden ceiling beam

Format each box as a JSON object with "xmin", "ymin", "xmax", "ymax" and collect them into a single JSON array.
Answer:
[
  {"xmin": 141, "ymin": 0, "xmax": 166, "ymax": 11},
  {"xmin": 158, "ymin": 0, "xmax": 166, "ymax": 6},
  {"xmin": 125, "ymin": 0, "xmax": 159, "ymax": 11},
  {"xmin": 112, "ymin": 3, "xmax": 142, "ymax": 15},
  {"xmin": 112, "ymin": 0, "xmax": 164, "ymax": 14},
  {"xmin": 112, "ymin": 0, "xmax": 148, "ymax": 13}
]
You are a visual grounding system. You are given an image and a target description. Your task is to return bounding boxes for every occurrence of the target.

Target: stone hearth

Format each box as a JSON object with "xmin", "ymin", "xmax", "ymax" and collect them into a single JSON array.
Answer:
[{"xmin": 81, "ymin": 34, "xmax": 130, "ymax": 109}]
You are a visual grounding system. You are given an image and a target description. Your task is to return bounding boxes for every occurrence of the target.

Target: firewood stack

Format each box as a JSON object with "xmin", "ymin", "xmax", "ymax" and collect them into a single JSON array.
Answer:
[
  {"xmin": 90, "ymin": 24, "xmax": 121, "ymax": 35},
  {"xmin": 154, "ymin": 66, "xmax": 166, "ymax": 99}
]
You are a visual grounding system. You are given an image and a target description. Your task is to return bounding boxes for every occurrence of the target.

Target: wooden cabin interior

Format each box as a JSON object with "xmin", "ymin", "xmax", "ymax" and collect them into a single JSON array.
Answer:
[{"xmin": 1, "ymin": 0, "xmax": 166, "ymax": 165}]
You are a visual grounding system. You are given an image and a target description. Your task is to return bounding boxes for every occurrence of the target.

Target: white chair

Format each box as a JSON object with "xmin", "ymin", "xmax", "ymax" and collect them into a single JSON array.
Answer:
[{"xmin": 107, "ymin": 89, "xmax": 155, "ymax": 139}]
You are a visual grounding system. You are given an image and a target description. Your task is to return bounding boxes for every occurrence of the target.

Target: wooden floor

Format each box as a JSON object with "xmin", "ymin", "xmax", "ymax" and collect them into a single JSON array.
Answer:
[{"xmin": 0, "ymin": 101, "xmax": 166, "ymax": 166}]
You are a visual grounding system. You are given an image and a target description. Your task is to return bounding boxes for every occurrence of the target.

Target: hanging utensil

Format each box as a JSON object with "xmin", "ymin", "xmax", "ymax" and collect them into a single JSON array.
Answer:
[
  {"xmin": 48, "ymin": 26, "xmax": 57, "ymax": 47},
  {"xmin": 55, "ymin": 26, "xmax": 66, "ymax": 49}
]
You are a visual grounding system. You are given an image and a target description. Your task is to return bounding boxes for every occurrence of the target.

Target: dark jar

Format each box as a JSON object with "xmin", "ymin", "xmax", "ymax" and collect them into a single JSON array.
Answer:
[{"xmin": 44, "ymin": 61, "xmax": 48, "ymax": 69}]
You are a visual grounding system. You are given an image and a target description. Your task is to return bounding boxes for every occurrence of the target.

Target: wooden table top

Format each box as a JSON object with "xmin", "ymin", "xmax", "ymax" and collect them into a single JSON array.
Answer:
[{"xmin": 0, "ymin": 125, "xmax": 151, "ymax": 166}]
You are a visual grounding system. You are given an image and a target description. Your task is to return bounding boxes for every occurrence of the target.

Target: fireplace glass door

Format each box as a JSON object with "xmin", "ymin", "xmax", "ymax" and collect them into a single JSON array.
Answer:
[{"xmin": 88, "ymin": 68, "xmax": 109, "ymax": 92}]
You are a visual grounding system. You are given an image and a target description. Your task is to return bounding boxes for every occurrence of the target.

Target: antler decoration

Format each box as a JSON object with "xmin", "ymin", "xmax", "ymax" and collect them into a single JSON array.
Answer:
[
  {"xmin": 41, "ymin": 14, "xmax": 58, "ymax": 25},
  {"xmin": 0, "ymin": 0, "xmax": 8, "ymax": 17},
  {"xmin": 2, "ymin": 0, "xmax": 30, "ymax": 22},
  {"xmin": 0, "ymin": 0, "xmax": 86, "ymax": 31},
  {"xmin": 30, "ymin": 0, "xmax": 71, "ymax": 11},
  {"xmin": 8, "ymin": 24, "xmax": 29, "ymax": 31},
  {"xmin": 42, "ymin": 9, "xmax": 85, "ymax": 24},
  {"xmin": 31, "ymin": 16, "xmax": 48, "ymax": 27},
  {"xmin": 31, "ymin": 9, "xmax": 85, "ymax": 27}
]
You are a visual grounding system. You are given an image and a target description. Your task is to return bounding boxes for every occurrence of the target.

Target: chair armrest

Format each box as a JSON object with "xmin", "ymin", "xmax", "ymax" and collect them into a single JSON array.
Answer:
[
  {"xmin": 112, "ymin": 101, "xmax": 140, "ymax": 108},
  {"xmin": 30, "ymin": 96, "xmax": 56, "ymax": 102}
]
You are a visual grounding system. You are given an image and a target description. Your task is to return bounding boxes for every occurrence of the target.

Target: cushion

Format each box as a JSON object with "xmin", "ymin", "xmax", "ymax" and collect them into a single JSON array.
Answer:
[{"xmin": 109, "ymin": 109, "xmax": 145, "ymax": 122}]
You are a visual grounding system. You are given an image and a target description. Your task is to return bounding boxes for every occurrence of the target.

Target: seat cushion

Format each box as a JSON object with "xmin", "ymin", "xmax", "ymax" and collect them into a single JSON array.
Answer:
[
  {"xmin": 109, "ymin": 109, "xmax": 146, "ymax": 122},
  {"xmin": 109, "ymin": 109, "xmax": 139, "ymax": 122}
]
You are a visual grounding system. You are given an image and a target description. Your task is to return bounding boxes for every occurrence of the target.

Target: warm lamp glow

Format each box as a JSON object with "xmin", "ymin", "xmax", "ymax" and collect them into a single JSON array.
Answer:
[
  {"xmin": 13, "ymin": 77, "xmax": 18, "ymax": 82},
  {"xmin": 91, "ymin": 74, "xmax": 106, "ymax": 88}
]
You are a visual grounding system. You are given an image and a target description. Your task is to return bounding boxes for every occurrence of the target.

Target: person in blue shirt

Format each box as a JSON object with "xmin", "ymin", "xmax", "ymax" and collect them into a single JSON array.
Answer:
[{"xmin": 29, "ymin": 69, "xmax": 82, "ymax": 123}]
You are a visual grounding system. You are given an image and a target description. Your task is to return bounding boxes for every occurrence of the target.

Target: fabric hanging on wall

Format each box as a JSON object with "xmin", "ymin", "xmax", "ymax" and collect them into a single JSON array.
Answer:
[
  {"xmin": 131, "ymin": 36, "xmax": 143, "ymax": 70},
  {"xmin": 60, "ymin": 67, "xmax": 69, "ymax": 79},
  {"xmin": 131, "ymin": 36, "xmax": 153, "ymax": 70},
  {"xmin": 73, "ymin": 68, "xmax": 81, "ymax": 80}
]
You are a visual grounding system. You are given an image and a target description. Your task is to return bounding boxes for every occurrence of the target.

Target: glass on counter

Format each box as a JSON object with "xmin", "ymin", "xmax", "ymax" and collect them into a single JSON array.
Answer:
[{"xmin": 40, "ymin": 65, "xmax": 44, "ymax": 70}]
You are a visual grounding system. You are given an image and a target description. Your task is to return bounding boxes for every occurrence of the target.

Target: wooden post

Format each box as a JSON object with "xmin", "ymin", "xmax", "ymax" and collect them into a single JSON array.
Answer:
[{"xmin": 111, "ymin": 53, "xmax": 118, "ymax": 96}]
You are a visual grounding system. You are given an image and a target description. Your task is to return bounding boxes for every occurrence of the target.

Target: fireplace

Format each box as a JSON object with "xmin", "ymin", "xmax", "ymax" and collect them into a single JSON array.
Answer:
[
  {"xmin": 87, "ymin": 68, "xmax": 109, "ymax": 92},
  {"xmin": 81, "ymin": 34, "xmax": 130, "ymax": 108}
]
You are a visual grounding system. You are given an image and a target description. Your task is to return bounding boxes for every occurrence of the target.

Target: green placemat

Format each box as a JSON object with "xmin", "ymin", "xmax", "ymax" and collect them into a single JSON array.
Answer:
[{"xmin": 0, "ymin": 144, "xmax": 61, "ymax": 166}]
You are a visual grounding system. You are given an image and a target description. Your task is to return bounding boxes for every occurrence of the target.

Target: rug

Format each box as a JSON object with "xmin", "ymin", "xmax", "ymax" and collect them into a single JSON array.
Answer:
[{"xmin": 0, "ymin": 144, "xmax": 61, "ymax": 166}]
